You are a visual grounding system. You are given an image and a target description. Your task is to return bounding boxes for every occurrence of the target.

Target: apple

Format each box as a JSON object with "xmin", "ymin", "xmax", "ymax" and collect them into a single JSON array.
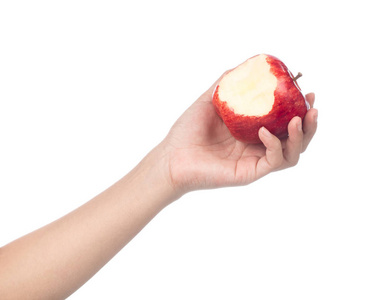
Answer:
[{"xmin": 212, "ymin": 54, "xmax": 309, "ymax": 144}]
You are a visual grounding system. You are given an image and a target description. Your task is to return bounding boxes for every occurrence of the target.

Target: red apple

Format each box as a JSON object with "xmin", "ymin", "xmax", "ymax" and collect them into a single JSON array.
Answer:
[{"xmin": 212, "ymin": 54, "xmax": 309, "ymax": 144}]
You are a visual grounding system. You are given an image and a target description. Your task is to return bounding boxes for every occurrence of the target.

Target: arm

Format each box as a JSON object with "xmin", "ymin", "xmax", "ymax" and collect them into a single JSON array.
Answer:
[
  {"xmin": 0, "ymin": 147, "xmax": 176, "ymax": 300},
  {"xmin": 0, "ymin": 78, "xmax": 318, "ymax": 299}
]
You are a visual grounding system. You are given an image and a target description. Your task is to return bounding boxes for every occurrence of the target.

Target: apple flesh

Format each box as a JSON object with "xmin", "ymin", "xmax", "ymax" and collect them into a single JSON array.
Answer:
[{"xmin": 212, "ymin": 54, "xmax": 309, "ymax": 144}]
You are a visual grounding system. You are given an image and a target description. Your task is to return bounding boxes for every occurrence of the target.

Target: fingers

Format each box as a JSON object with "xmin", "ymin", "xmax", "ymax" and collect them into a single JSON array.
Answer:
[
  {"xmin": 301, "ymin": 108, "xmax": 318, "ymax": 152},
  {"xmin": 256, "ymin": 127, "xmax": 284, "ymax": 178},
  {"xmin": 284, "ymin": 116, "xmax": 304, "ymax": 166},
  {"xmin": 257, "ymin": 114, "xmax": 311, "ymax": 179},
  {"xmin": 305, "ymin": 93, "xmax": 315, "ymax": 108},
  {"xmin": 302, "ymin": 93, "xmax": 318, "ymax": 152},
  {"xmin": 254, "ymin": 92, "xmax": 317, "ymax": 180}
]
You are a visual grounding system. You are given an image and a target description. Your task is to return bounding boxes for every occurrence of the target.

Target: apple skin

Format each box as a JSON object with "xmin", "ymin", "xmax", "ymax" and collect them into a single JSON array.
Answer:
[{"xmin": 212, "ymin": 54, "xmax": 309, "ymax": 144}]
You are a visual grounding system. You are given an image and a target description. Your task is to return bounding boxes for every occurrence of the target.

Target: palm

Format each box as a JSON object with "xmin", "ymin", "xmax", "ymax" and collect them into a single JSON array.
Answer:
[
  {"xmin": 166, "ymin": 96, "xmax": 267, "ymax": 191},
  {"xmin": 162, "ymin": 77, "xmax": 317, "ymax": 195}
]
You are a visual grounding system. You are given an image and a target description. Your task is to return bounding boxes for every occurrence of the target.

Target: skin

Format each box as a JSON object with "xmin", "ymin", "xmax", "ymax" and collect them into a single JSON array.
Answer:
[{"xmin": 0, "ymin": 75, "xmax": 318, "ymax": 299}]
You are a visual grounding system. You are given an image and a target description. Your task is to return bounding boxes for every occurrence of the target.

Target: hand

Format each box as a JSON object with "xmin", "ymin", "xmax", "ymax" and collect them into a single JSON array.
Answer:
[
  {"xmin": 160, "ymin": 76, "xmax": 318, "ymax": 196},
  {"xmin": 0, "ymin": 73, "xmax": 317, "ymax": 300}
]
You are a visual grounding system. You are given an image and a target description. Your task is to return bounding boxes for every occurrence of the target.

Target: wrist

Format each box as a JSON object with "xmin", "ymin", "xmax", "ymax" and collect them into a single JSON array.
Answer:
[{"xmin": 129, "ymin": 143, "xmax": 183, "ymax": 206}]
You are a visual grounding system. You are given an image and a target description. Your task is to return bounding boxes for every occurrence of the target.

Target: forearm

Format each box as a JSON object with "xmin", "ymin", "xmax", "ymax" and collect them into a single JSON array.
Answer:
[{"xmin": 0, "ymin": 145, "xmax": 176, "ymax": 300}]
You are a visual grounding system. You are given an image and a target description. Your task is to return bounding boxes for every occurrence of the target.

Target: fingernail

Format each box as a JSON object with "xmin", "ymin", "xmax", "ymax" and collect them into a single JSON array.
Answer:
[{"xmin": 260, "ymin": 127, "xmax": 271, "ymax": 138}]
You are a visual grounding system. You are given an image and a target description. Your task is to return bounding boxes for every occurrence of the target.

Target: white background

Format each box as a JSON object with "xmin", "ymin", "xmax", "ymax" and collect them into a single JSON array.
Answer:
[{"xmin": 1, "ymin": 1, "xmax": 379, "ymax": 299}]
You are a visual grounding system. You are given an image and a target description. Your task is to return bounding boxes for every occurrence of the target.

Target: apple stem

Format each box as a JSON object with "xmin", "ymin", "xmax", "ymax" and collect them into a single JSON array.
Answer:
[{"xmin": 293, "ymin": 72, "xmax": 302, "ymax": 81}]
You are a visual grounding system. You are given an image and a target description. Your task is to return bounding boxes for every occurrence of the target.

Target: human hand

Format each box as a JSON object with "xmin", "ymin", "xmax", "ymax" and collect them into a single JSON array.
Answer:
[
  {"xmin": 0, "ymin": 74, "xmax": 317, "ymax": 300},
  {"xmin": 160, "ymin": 76, "xmax": 318, "ymax": 196}
]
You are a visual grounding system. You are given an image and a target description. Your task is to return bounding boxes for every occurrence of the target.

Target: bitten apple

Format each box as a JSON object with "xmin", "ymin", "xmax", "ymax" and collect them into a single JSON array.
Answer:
[{"xmin": 212, "ymin": 54, "xmax": 309, "ymax": 144}]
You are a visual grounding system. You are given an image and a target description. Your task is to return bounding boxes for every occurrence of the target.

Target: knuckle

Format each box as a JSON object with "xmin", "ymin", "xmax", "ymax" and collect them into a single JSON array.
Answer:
[
  {"xmin": 271, "ymin": 156, "xmax": 284, "ymax": 169},
  {"xmin": 290, "ymin": 159, "xmax": 299, "ymax": 167},
  {"xmin": 287, "ymin": 157, "xmax": 300, "ymax": 167}
]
